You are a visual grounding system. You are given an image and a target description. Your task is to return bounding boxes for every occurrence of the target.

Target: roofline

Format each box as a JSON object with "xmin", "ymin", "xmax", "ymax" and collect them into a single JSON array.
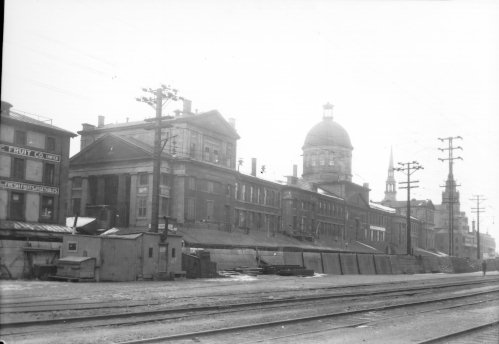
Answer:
[
  {"xmin": 2, "ymin": 113, "xmax": 77, "ymax": 137},
  {"xmin": 77, "ymin": 110, "xmax": 240, "ymax": 139}
]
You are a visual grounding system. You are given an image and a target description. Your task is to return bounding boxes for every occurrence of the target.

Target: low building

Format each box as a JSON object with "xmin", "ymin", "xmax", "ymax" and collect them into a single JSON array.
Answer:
[
  {"xmin": 0, "ymin": 101, "xmax": 76, "ymax": 278},
  {"xmin": 60, "ymin": 231, "xmax": 183, "ymax": 281}
]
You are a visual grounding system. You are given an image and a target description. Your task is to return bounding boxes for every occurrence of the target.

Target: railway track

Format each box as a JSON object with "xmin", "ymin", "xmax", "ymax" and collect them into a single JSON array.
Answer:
[
  {"xmin": 1, "ymin": 278, "xmax": 498, "ymax": 344},
  {"xmin": 2, "ymin": 276, "xmax": 498, "ymax": 313},
  {"xmin": 416, "ymin": 320, "xmax": 499, "ymax": 344},
  {"xmin": 115, "ymin": 288, "xmax": 499, "ymax": 344},
  {"xmin": 1, "ymin": 277, "xmax": 498, "ymax": 329}
]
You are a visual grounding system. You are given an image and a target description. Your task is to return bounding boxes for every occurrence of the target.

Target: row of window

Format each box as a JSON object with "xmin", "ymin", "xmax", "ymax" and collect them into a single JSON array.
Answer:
[
  {"xmin": 364, "ymin": 229, "xmax": 385, "ymax": 242},
  {"xmin": 8, "ymin": 191, "xmax": 55, "ymax": 221},
  {"xmin": 369, "ymin": 213, "xmax": 388, "ymax": 227},
  {"xmin": 185, "ymin": 198, "xmax": 214, "ymax": 221},
  {"xmin": 235, "ymin": 183, "xmax": 280, "ymax": 207},
  {"xmin": 186, "ymin": 177, "xmax": 223, "ymax": 195},
  {"xmin": 136, "ymin": 196, "xmax": 169, "ymax": 218},
  {"xmin": 12, "ymin": 129, "xmax": 57, "ymax": 152},
  {"xmin": 316, "ymin": 222, "xmax": 343, "ymax": 238},
  {"xmin": 291, "ymin": 198, "xmax": 344, "ymax": 218},
  {"xmin": 234, "ymin": 208, "xmax": 281, "ymax": 232},
  {"xmin": 10, "ymin": 157, "xmax": 56, "ymax": 185}
]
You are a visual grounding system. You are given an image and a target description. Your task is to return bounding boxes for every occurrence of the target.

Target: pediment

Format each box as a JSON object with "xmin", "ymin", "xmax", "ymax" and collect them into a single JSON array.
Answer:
[{"xmin": 70, "ymin": 134, "xmax": 152, "ymax": 165}]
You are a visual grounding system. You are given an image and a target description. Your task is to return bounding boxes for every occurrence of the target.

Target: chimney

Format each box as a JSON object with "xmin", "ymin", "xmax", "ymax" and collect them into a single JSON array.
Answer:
[
  {"xmin": 126, "ymin": 117, "xmax": 129, "ymax": 123},
  {"xmin": 251, "ymin": 158, "xmax": 257, "ymax": 176},
  {"xmin": 1, "ymin": 101, "xmax": 13, "ymax": 116},
  {"xmin": 287, "ymin": 164, "xmax": 298, "ymax": 185},
  {"xmin": 98, "ymin": 115, "xmax": 105, "ymax": 128},
  {"xmin": 363, "ymin": 183, "xmax": 370, "ymax": 189},
  {"xmin": 228, "ymin": 118, "xmax": 236, "ymax": 129},
  {"xmin": 182, "ymin": 99, "xmax": 192, "ymax": 115}
]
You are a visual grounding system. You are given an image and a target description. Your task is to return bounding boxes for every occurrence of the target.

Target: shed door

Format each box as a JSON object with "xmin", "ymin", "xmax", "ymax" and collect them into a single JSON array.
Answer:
[{"xmin": 158, "ymin": 244, "xmax": 168, "ymax": 272}]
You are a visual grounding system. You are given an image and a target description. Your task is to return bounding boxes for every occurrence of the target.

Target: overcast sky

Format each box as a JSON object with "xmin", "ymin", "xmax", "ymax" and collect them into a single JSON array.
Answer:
[{"xmin": 3, "ymin": 0, "xmax": 499, "ymax": 246}]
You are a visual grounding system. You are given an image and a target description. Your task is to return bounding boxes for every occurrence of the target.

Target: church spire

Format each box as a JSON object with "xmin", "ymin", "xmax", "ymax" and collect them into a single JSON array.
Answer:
[{"xmin": 383, "ymin": 147, "xmax": 397, "ymax": 203}]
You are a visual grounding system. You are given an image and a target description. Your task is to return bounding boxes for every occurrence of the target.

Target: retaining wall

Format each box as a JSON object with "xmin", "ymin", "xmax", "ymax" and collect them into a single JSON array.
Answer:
[
  {"xmin": 357, "ymin": 254, "xmax": 376, "ymax": 275},
  {"xmin": 303, "ymin": 252, "xmax": 323, "ymax": 273},
  {"xmin": 339, "ymin": 253, "xmax": 359, "ymax": 275},
  {"xmin": 283, "ymin": 251, "xmax": 304, "ymax": 266},
  {"xmin": 373, "ymin": 255, "xmax": 392, "ymax": 274},
  {"xmin": 321, "ymin": 253, "xmax": 342, "ymax": 275}
]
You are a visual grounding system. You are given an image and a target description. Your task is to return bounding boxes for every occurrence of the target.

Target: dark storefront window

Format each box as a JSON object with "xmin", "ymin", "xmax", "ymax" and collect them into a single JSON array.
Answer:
[
  {"xmin": 10, "ymin": 192, "xmax": 25, "ymax": 220},
  {"xmin": 40, "ymin": 196, "xmax": 54, "ymax": 221}
]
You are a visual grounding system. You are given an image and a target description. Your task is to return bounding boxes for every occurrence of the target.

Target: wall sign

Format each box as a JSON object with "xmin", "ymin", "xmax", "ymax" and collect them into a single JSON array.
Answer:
[
  {"xmin": 0, "ymin": 144, "xmax": 61, "ymax": 162},
  {"xmin": 0, "ymin": 180, "xmax": 59, "ymax": 194},
  {"xmin": 370, "ymin": 225, "xmax": 386, "ymax": 232}
]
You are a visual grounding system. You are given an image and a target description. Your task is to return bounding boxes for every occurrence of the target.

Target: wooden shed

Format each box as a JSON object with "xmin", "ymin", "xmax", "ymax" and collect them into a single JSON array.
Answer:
[
  {"xmin": 55, "ymin": 256, "xmax": 96, "ymax": 281},
  {"xmin": 59, "ymin": 232, "xmax": 183, "ymax": 281}
]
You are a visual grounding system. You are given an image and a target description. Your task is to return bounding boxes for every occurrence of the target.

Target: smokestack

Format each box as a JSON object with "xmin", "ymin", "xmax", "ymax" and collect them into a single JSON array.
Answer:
[
  {"xmin": 251, "ymin": 158, "xmax": 257, "ymax": 176},
  {"xmin": 98, "ymin": 115, "xmax": 105, "ymax": 128},
  {"xmin": 183, "ymin": 99, "xmax": 192, "ymax": 115},
  {"xmin": 287, "ymin": 164, "xmax": 298, "ymax": 185},
  {"xmin": 228, "ymin": 118, "xmax": 236, "ymax": 129}
]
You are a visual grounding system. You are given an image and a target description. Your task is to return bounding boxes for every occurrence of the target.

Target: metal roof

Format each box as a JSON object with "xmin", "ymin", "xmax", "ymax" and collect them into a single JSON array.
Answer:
[
  {"xmin": 0, "ymin": 220, "xmax": 73, "ymax": 233},
  {"xmin": 58, "ymin": 256, "xmax": 96, "ymax": 263}
]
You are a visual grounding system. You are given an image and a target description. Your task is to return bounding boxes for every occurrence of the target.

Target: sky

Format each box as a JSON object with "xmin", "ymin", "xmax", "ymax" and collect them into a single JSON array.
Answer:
[{"xmin": 2, "ymin": 0, "xmax": 499, "ymax": 245}]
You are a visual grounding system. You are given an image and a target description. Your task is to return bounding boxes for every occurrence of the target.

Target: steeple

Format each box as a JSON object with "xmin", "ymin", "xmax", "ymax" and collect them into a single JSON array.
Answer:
[{"xmin": 383, "ymin": 147, "xmax": 397, "ymax": 202}]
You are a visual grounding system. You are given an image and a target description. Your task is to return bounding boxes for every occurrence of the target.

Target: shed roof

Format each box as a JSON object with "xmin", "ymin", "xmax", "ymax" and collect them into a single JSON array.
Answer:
[
  {"xmin": 58, "ymin": 256, "xmax": 96, "ymax": 263},
  {"xmin": 0, "ymin": 220, "xmax": 73, "ymax": 233}
]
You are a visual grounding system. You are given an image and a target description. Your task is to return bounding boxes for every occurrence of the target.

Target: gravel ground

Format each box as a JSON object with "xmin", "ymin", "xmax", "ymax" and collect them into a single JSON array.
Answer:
[{"xmin": 1, "ymin": 271, "xmax": 498, "ymax": 344}]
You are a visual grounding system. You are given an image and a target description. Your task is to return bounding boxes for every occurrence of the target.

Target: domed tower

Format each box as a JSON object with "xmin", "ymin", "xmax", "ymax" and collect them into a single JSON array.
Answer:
[{"xmin": 302, "ymin": 103, "xmax": 353, "ymax": 184}]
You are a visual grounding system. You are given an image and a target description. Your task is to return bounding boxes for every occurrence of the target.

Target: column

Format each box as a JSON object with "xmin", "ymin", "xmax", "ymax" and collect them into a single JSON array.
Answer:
[
  {"xmin": 116, "ymin": 174, "xmax": 127, "ymax": 227},
  {"xmin": 96, "ymin": 176, "xmax": 105, "ymax": 205},
  {"xmin": 80, "ymin": 177, "xmax": 89, "ymax": 216},
  {"xmin": 128, "ymin": 174, "xmax": 138, "ymax": 226}
]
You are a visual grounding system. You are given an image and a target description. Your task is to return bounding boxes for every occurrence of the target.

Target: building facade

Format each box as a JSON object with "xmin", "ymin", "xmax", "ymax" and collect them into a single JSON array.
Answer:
[
  {"xmin": 67, "ymin": 101, "xmax": 431, "ymax": 255},
  {"xmin": 0, "ymin": 101, "xmax": 76, "ymax": 224}
]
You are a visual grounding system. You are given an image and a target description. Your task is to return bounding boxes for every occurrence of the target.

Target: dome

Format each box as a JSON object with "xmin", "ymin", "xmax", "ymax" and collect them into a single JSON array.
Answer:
[{"xmin": 303, "ymin": 118, "xmax": 352, "ymax": 149}]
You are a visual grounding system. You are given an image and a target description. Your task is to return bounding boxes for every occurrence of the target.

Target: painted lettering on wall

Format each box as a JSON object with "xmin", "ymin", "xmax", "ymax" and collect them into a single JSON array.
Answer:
[
  {"xmin": 0, "ymin": 180, "xmax": 59, "ymax": 194},
  {"xmin": 0, "ymin": 144, "xmax": 61, "ymax": 162}
]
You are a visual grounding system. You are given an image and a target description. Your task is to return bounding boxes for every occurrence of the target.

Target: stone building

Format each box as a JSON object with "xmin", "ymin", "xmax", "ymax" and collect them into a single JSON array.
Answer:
[
  {"xmin": 0, "ymin": 101, "xmax": 76, "ymax": 224},
  {"xmin": 67, "ymin": 101, "xmax": 413, "ymax": 255},
  {"xmin": 69, "ymin": 102, "xmax": 239, "ymax": 229}
]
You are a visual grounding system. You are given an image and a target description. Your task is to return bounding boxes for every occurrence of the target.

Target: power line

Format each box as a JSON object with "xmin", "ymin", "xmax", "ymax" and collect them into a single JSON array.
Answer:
[
  {"xmin": 136, "ymin": 85, "xmax": 183, "ymax": 233},
  {"xmin": 394, "ymin": 160, "xmax": 423, "ymax": 255},
  {"xmin": 438, "ymin": 136, "xmax": 463, "ymax": 256}
]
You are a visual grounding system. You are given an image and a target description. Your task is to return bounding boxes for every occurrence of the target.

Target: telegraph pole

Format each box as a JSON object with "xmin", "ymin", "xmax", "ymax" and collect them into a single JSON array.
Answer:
[
  {"xmin": 136, "ymin": 85, "xmax": 182, "ymax": 233},
  {"xmin": 438, "ymin": 136, "xmax": 463, "ymax": 256},
  {"xmin": 470, "ymin": 195, "xmax": 486, "ymax": 260},
  {"xmin": 394, "ymin": 161, "xmax": 423, "ymax": 255}
]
